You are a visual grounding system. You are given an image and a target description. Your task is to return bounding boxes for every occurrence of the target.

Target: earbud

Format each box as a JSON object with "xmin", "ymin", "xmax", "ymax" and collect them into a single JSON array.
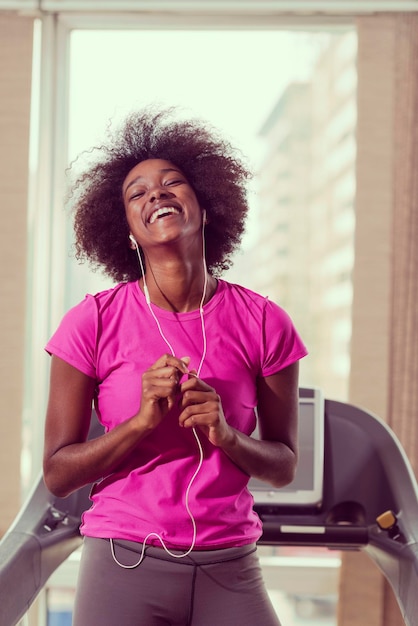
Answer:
[
  {"xmin": 202, "ymin": 210, "xmax": 207, "ymax": 225},
  {"xmin": 144, "ymin": 284, "xmax": 151, "ymax": 305},
  {"xmin": 130, "ymin": 234, "xmax": 150, "ymax": 304}
]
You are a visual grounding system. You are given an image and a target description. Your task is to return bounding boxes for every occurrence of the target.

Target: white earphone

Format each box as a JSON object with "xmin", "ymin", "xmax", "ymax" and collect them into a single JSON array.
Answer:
[{"xmin": 111, "ymin": 218, "xmax": 208, "ymax": 569}]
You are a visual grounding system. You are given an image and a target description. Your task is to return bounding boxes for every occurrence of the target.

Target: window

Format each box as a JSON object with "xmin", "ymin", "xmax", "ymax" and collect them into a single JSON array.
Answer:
[{"xmin": 26, "ymin": 16, "xmax": 358, "ymax": 626}]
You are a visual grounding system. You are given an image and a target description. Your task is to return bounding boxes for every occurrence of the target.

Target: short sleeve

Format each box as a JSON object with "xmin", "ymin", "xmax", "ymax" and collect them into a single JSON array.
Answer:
[
  {"xmin": 45, "ymin": 295, "xmax": 98, "ymax": 379},
  {"xmin": 261, "ymin": 299, "xmax": 308, "ymax": 377}
]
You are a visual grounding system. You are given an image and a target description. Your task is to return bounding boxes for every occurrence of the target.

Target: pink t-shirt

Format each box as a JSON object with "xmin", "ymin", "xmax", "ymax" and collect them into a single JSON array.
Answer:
[{"xmin": 46, "ymin": 279, "xmax": 307, "ymax": 549}]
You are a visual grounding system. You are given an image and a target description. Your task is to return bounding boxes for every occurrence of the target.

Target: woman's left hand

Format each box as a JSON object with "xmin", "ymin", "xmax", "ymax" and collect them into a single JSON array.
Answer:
[{"xmin": 178, "ymin": 375, "xmax": 233, "ymax": 447}]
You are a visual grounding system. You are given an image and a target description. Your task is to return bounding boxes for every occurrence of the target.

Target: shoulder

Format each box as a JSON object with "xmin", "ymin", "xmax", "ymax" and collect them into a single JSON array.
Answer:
[
  {"xmin": 50, "ymin": 282, "xmax": 134, "ymax": 337},
  {"xmin": 218, "ymin": 279, "xmax": 268, "ymax": 307},
  {"xmin": 219, "ymin": 279, "xmax": 307, "ymax": 347},
  {"xmin": 68, "ymin": 281, "xmax": 139, "ymax": 320},
  {"xmin": 219, "ymin": 280, "xmax": 289, "ymax": 321},
  {"xmin": 45, "ymin": 283, "xmax": 136, "ymax": 375},
  {"xmin": 90, "ymin": 281, "xmax": 135, "ymax": 312}
]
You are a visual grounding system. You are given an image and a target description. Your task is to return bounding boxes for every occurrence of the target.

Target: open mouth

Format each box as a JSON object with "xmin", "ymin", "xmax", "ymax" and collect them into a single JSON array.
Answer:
[{"xmin": 149, "ymin": 206, "xmax": 181, "ymax": 224}]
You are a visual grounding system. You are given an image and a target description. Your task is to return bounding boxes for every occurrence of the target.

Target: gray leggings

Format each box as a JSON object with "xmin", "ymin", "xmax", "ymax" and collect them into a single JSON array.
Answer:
[{"xmin": 73, "ymin": 537, "xmax": 282, "ymax": 626}]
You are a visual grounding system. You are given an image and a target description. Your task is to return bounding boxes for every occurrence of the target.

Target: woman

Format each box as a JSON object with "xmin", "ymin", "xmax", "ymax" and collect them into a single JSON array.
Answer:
[{"xmin": 43, "ymin": 108, "xmax": 307, "ymax": 625}]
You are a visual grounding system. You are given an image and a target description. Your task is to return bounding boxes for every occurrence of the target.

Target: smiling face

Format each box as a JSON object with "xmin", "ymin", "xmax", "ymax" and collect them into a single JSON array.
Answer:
[{"xmin": 123, "ymin": 158, "xmax": 203, "ymax": 250}]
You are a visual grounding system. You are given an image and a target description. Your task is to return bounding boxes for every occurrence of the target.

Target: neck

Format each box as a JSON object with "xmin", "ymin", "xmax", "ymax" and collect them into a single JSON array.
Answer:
[{"xmin": 141, "ymin": 257, "xmax": 214, "ymax": 313}]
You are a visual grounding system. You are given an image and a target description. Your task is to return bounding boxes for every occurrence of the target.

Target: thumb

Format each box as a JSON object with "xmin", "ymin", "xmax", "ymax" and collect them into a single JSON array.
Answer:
[{"xmin": 180, "ymin": 356, "xmax": 191, "ymax": 368}]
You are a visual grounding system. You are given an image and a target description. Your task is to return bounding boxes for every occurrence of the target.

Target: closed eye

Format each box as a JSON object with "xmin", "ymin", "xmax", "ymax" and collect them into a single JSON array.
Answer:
[
  {"xmin": 165, "ymin": 178, "xmax": 185, "ymax": 187},
  {"xmin": 129, "ymin": 190, "xmax": 145, "ymax": 200}
]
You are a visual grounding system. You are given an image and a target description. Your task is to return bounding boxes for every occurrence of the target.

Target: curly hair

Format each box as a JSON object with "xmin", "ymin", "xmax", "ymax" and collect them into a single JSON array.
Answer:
[{"xmin": 70, "ymin": 107, "xmax": 252, "ymax": 282}]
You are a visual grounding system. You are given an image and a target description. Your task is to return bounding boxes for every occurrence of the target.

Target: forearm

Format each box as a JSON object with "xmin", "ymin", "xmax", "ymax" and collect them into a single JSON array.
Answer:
[
  {"xmin": 179, "ymin": 364, "xmax": 299, "ymax": 486},
  {"xmin": 44, "ymin": 354, "xmax": 193, "ymax": 498},
  {"xmin": 43, "ymin": 416, "xmax": 152, "ymax": 498},
  {"xmin": 219, "ymin": 427, "xmax": 297, "ymax": 488}
]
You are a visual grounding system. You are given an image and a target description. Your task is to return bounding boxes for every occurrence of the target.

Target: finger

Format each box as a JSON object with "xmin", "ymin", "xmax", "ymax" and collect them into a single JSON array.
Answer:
[
  {"xmin": 179, "ymin": 400, "xmax": 212, "ymax": 427},
  {"xmin": 179, "ymin": 389, "xmax": 204, "ymax": 412},
  {"xmin": 180, "ymin": 377, "xmax": 213, "ymax": 396},
  {"xmin": 142, "ymin": 374, "xmax": 182, "ymax": 401},
  {"xmin": 179, "ymin": 409, "xmax": 200, "ymax": 429},
  {"xmin": 144, "ymin": 365, "xmax": 187, "ymax": 387},
  {"xmin": 180, "ymin": 356, "xmax": 191, "ymax": 368},
  {"xmin": 149, "ymin": 354, "xmax": 190, "ymax": 375}
]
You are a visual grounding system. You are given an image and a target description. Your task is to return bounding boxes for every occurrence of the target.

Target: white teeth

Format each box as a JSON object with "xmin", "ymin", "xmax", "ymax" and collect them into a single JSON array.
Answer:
[{"xmin": 149, "ymin": 206, "xmax": 180, "ymax": 224}]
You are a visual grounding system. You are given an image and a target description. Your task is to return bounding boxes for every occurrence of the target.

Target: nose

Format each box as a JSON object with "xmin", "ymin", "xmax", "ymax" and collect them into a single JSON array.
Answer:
[{"xmin": 149, "ymin": 186, "xmax": 175, "ymax": 202}]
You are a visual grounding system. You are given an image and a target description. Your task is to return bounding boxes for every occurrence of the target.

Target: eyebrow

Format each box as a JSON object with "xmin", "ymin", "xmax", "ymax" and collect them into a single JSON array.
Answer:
[{"xmin": 124, "ymin": 168, "xmax": 183, "ymax": 194}]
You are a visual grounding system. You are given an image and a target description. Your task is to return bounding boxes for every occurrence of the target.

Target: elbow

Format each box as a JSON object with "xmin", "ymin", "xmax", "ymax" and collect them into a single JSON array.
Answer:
[
  {"xmin": 275, "ymin": 463, "xmax": 296, "ymax": 488},
  {"xmin": 43, "ymin": 459, "xmax": 74, "ymax": 499},
  {"xmin": 44, "ymin": 478, "xmax": 73, "ymax": 499},
  {"xmin": 43, "ymin": 474, "xmax": 70, "ymax": 499},
  {"xmin": 269, "ymin": 471, "xmax": 294, "ymax": 490},
  {"xmin": 270, "ymin": 447, "xmax": 298, "ymax": 489}
]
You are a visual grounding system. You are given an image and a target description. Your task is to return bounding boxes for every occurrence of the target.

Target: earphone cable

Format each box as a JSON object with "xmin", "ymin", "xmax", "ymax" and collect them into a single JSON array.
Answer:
[{"xmin": 112, "ymin": 223, "xmax": 208, "ymax": 568}]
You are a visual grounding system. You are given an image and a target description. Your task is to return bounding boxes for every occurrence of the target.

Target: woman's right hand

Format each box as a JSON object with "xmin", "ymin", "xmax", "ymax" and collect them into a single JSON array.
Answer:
[
  {"xmin": 43, "ymin": 354, "xmax": 191, "ymax": 498},
  {"xmin": 136, "ymin": 354, "xmax": 190, "ymax": 431}
]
